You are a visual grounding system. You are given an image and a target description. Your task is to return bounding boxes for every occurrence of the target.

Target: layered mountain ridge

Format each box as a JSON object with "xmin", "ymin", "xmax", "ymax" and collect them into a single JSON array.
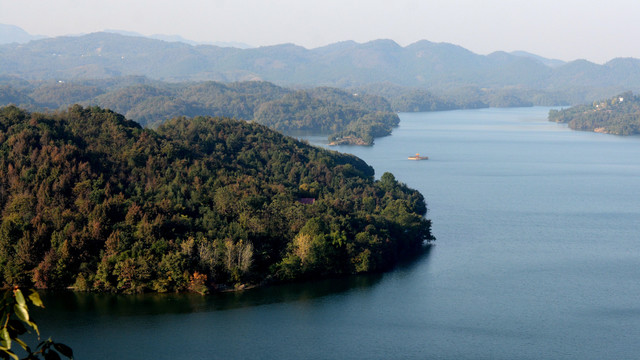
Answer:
[{"xmin": 1, "ymin": 31, "xmax": 638, "ymax": 96}]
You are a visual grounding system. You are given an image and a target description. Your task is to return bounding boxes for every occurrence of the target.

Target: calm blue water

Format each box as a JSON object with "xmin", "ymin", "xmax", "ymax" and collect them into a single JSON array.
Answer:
[{"xmin": 35, "ymin": 108, "xmax": 640, "ymax": 359}]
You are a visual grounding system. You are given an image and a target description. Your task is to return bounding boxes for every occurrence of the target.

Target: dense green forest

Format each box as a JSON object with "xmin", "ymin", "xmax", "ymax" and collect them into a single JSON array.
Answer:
[
  {"xmin": 0, "ymin": 76, "xmax": 575, "ymax": 148},
  {"xmin": 0, "ymin": 77, "xmax": 400, "ymax": 145},
  {"xmin": 1, "ymin": 75, "xmax": 588, "ymax": 146},
  {"xmin": 352, "ymin": 83, "xmax": 577, "ymax": 111},
  {"xmin": 548, "ymin": 91, "xmax": 640, "ymax": 135},
  {"xmin": 253, "ymin": 91, "xmax": 399, "ymax": 144},
  {"xmin": 0, "ymin": 105, "xmax": 434, "ymax": 294}
]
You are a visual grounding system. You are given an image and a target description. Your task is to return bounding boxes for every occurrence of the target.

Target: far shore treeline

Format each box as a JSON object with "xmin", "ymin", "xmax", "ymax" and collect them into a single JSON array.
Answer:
[
  {"xmin": 7, "ymin": 76, "xmax": 640, "ymax": 145},
  {"xmin": 0, "ymin": 105, "xmax": 434, "ymax": 293},
  {"xmin": 0, "ymin": 77, "xmax": 550, "ymax": 146},
  {"xmin": 0, "ymin": 79, "xmax": 403, "ymax": 146},
  {"xmin": 549, "ymin": 91, "xmax": 640, "ymax": 135}
]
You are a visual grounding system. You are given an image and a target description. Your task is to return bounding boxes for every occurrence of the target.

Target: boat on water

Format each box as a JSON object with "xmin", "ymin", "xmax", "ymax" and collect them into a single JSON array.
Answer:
[{"xmin": 408, "ymin": 153, "xmax": 429, "ymax": 160}]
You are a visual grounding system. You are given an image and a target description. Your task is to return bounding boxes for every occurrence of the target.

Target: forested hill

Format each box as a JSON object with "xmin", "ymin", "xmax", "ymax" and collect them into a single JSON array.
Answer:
[
  {"xmin": 548, "ymin": 92, "xmax": 640, "ymax": 135},
  {"xmin": 0, "ymin": 79, "xmax": 399, "ymax": 145},
  {"xmin": 0, "ymin": 105, "xmax": 433, "ymax": 293}
]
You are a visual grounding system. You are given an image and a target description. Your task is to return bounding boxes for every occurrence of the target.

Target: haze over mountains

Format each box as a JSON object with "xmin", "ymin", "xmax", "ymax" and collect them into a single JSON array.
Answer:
[
  {"xmin": 1, "ymin": 24, "xmax": 640, "ymax": 102},
  {"xmin": 103, "ymin": 29, "xmax": 253, "ymax": 49},
  {"xmin": 0, "ymin": 24, "xmax": 46, "ymax": 44}
]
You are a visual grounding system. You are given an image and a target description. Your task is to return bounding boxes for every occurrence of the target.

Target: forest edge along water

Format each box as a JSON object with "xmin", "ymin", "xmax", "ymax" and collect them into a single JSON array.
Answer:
[
  {"xmin": 0, "ymin": 105, "xmax": 432, "ymax": 295},
  {"xmin": 33, "ymin": 107, "xmax": 640, "ymax": 360}
]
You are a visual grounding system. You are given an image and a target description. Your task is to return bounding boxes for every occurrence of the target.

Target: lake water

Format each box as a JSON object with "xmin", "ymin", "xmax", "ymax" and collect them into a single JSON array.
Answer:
[{"xmin": 35, "ymin": 107, "xmax": 640, "ymax": 359}]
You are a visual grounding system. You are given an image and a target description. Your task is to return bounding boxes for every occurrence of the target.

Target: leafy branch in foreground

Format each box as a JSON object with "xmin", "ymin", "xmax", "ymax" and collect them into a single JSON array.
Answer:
[{"xmin": 0, "ymin": 288, "xmax": 72, "ymax": 360}]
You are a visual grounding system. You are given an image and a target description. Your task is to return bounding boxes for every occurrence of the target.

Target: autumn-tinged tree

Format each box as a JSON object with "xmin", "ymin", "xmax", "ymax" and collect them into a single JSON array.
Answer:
[{"xmin": 0, "ymin": 105, "xmax": 433, "ymax": 293}]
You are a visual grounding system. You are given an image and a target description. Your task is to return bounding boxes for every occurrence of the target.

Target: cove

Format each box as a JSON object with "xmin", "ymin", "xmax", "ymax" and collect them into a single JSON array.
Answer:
[{"xmin": 34, "ymin": 107, "xmax": 640, "ymax": 359}]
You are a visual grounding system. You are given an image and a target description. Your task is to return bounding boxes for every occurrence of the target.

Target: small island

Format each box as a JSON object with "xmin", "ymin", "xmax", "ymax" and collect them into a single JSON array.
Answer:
[
  {"xmin": 549, "ymin": 91, "xmax": 640, "ymax": 135},
  {"xmin": 328, "ymin": 135, "xmax": 369, "ymax": 146}
]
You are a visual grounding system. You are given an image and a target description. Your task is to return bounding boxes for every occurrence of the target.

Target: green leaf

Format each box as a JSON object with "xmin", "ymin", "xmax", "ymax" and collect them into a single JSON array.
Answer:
[
  {"xmin": 44, "ymin": 350, "xmax": 62, "ymax": 360},
  {"xmin": 13, "ymin": 304, "xmax": 29, "ymax": 324},
  {"xmin": 0, "ymin": 348, "xmax": 18, "ymax": 360},
  {"xmin": 27, "ymin": 321, "xmax": 39, "ymax": 337},
  {"xmin": 38, "ymin": 338, "xmax": 53, "ymax": 351},
  {"xmin": 12, "ymin": 290, "xmax": 25, "ymax": 307},
  {"xmin": 12, "ymin": 338, "xmax": 27, "ymax": 352},
  {"xmin": 53, "ymin": 343, "xmax": 73, "ymax": 358},
  {"xmin": 7, "ymin": 320, "xmax": 27, "ymax": 336},
  {"xmin": 28, "ymin": 291, "xmax": 44, "ymax": 308},
  {"xmin": 0, "ymin": 327, "xmax": 11, "ymax": 349}
]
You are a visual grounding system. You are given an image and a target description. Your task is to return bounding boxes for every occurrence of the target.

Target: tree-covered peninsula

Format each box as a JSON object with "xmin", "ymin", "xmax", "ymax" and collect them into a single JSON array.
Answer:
[
  {"xmin": 548, "ymin": 91, "xmax": 640, "ymax": 135},
  {"xmin": 0, "ymin": 105, "xmax": 434, "ymax": 293}
]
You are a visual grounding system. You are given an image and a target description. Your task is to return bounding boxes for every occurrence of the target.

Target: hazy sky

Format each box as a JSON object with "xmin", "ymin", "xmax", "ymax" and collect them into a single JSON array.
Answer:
[{"xmin": 1, "ymin": 0, "xmax": 639, "ymax": 63}]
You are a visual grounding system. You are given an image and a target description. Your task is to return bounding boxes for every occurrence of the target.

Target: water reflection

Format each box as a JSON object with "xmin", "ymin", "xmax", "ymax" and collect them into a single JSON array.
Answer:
[
  {"xmin": 396, "ymin": 243, "xmax": 433, "ymax": 272},
  {"xmin": 36, "ymin": 245, "xmax": 433, "ymax": 318}
]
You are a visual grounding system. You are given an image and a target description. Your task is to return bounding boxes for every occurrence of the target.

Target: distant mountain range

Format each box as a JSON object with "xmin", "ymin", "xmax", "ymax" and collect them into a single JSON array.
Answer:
[
  {"xmin": 0, "ymin": 24, "xmax": 251, "ymax": 48},
  {"xmin": 103, "ymin": 29, "xmax": 253, "ymax": 49},
  {"xmin": 0, "ymin": 24, "xmax": 46, "ymax": 44},
  {"xmin": 508, "ymin": 51, "xmax": 566, "ymax": 68},
  {"xmin": 1, "ymin": 25, "xmax": 640, "ymax": 102}
]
